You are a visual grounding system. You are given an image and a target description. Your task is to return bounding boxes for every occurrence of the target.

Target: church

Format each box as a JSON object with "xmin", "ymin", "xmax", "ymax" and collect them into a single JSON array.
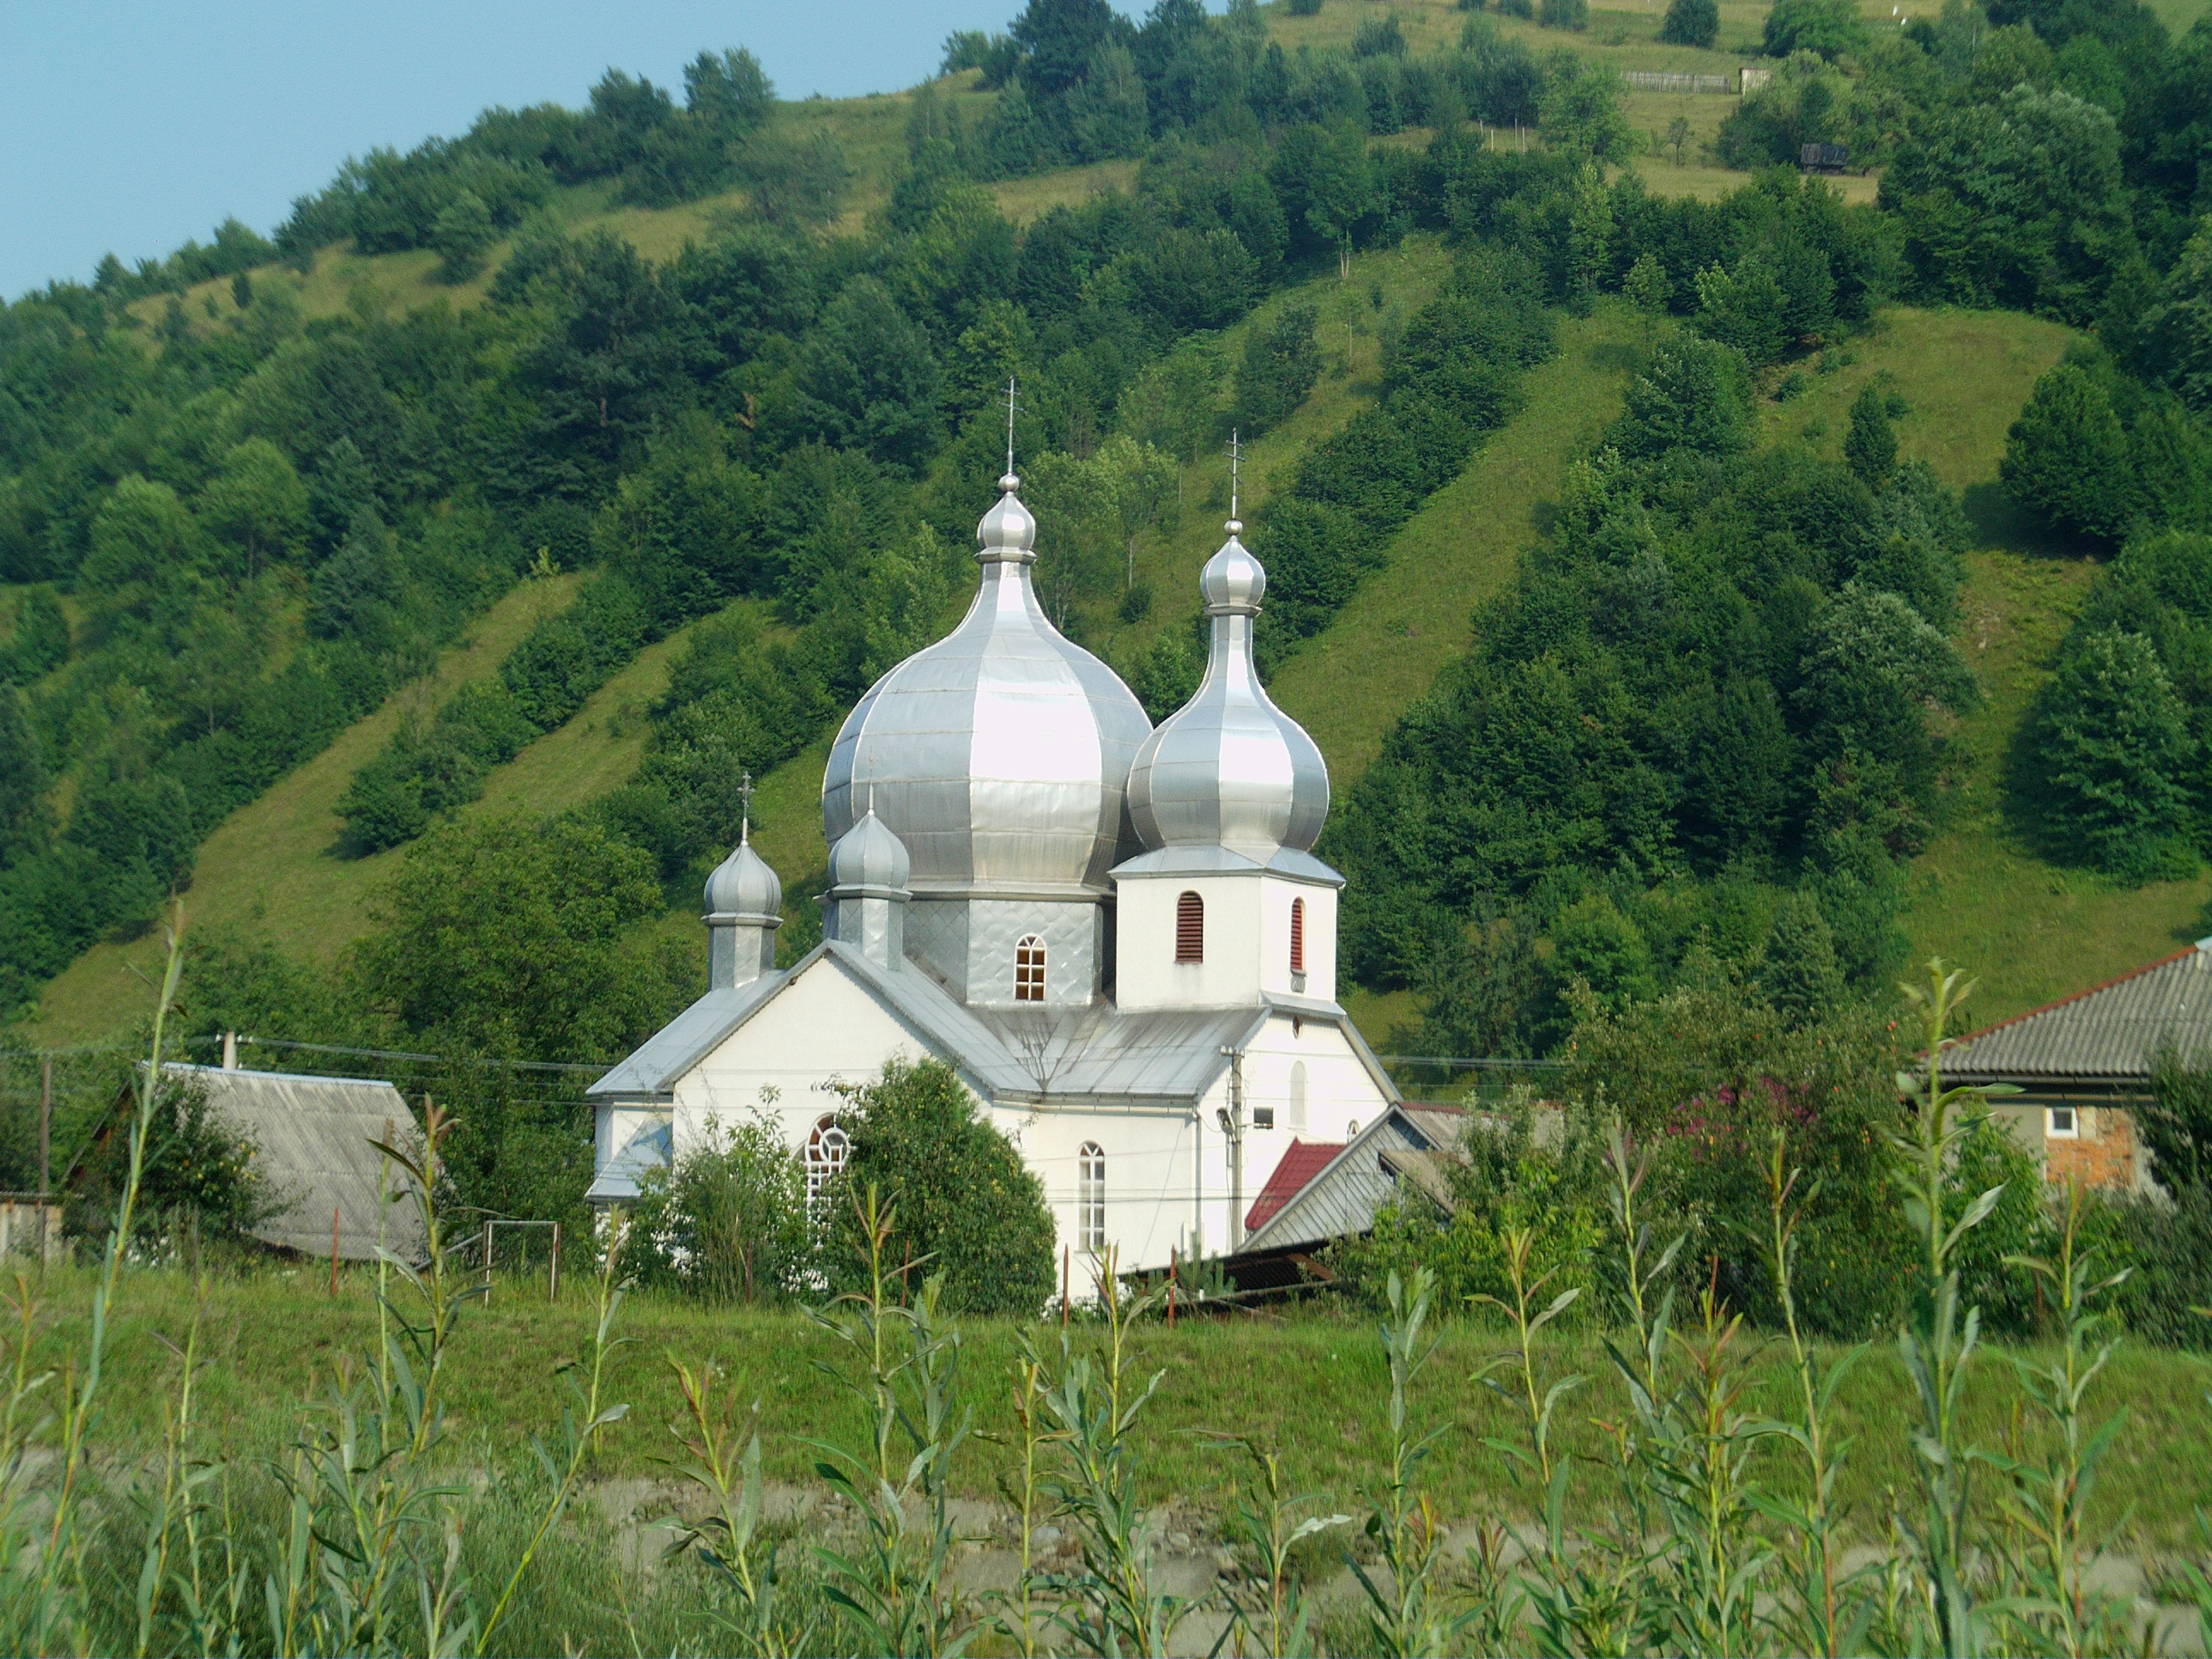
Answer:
[{"xmin": 585, "ymin": 460, "xmax": 1399, "ymax": 1273}]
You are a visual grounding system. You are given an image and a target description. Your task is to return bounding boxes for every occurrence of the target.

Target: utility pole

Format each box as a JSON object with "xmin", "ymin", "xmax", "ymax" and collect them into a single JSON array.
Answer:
[
  {"xmin": 1218, "ymin": 1045, "xmax": 1247, "ymax": 1251},
  {"xmin": 38, "ymin": 1054, "xmax": 50, "ymax": 1201}
]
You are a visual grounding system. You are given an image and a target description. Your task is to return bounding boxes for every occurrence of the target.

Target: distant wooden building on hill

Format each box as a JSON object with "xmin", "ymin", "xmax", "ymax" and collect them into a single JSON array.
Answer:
[{"xmin": 1939, "ymin": 938, "xmax": 2212, "ymax": 1194}]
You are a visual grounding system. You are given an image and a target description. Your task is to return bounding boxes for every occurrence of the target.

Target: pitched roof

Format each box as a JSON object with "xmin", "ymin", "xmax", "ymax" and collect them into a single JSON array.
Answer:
[
  {"xmin": 165, "ymin": 1065, "xmax": 426, "ymax": 1261},
  {"xmin": 1237, "ymin": 1105, "xmax": 1465, "ymax": 1256},
  {"xmin": 1942, "ymin": 939, "xmax": 2212, "ymax": 1086},
  {"xmin": 587, "ymin": 1117, "xmax": 672, "ymax": 1204},
  {"xmin": 590, "ymin": 941, "xmax": 1402, "ymax": 1112},
  {"xmin": 1244, "ymin": 1140, "xmax": 1344, "ymax": 1234}
]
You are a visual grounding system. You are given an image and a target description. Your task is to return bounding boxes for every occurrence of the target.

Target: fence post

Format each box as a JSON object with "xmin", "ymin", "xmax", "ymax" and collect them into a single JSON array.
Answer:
[
  {"xmin": 37, "ymin": 1055, "xmax": 50, "ymax": 1271},
  {"xmin": 482, "ymin": 1221, "xmax": 494, "ymax": 1304},
  {"xmin": 550, "ymin": 1222, "xmax": 560, "ymax": 1303},
  {"xmin": 330, "ymin": 1205, "xmax": 339, "ymax": 1297}
]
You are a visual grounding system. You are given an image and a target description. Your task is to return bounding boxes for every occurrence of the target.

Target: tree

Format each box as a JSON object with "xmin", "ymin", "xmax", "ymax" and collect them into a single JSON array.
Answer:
[
  {"xmin": 794, "ymin": 275, "xmax": 944, "ymax": 474},
  {"xmin": 1623, "ymin": 252, "xmax": 1671, "ymax": 342},
  {"xmin": 81, "ymin": 474, "xmax": 205, "ymax": 593},
  {"xmin": 1763, "ymin": 893, "xmax": 1845, "ymax": 1025},
  {"xmin": 1609, "ymin": 335, "xmax": 1754, "ymax": 458},
  {"xmin": 2142, "ymin": 1051, "xmax": 2212, "ymax": 1194},
  {"xmin": 1660, "ymin": 0, "xmax": 1719, "ymax": 47},
  {"xmin": 1548, "ymin": 894, "xmax": 1658, "ymax": 1015},
  {"xmin": 2001, "ymin": 359, "xmax": 2132, "ymax": 540},
  {"xmin": 2036, "ymin": 626, "xmax": 2198, "ymax": 879},
  {"xmin": 0, "ymin": 685, "xmax": 48, "ymax": 869},
  {"xmin": 430, "ymin": 189, "xmax": 496, "ymax": 284},
  {"xmin": 198, "ymin": 438, "xmax": 310, "ymax": 577},
  {"xmin": 1098, "ymin": 434, "xmax": 1177, "ymax": 590},
  {"xmin": 1843, "ymin": 382, "xmax": 1898, "ymax": 489},
  {"xmin": 823, "ymin": 1058, "xmax": 1057, "ymax": 1316},
  {"xmin": 1234, "ymin": 303, "xmax": 1322, "ymax": 435},
  {"xmin": 1304, "ymin": 126, "xmax": 1378, "ymax": 281},
  {"xmin": 6, "ymin": 589, "xmax": 69, "ymax": 680},
  {"xmin": 1537, "ymin": 53, "xmax": 1634, "ymax": 162},
  {"xmin": 2140, "ymin": 218, "xmax": 2212, "ymax": 414},
  {"xmin": 347, "ymin": 812, "xmax": 677, "ymax": 1062},
  {"xmin": 1693, "ymin": 254, "xmax": 1789, "ymax": 365},
  {"xmin": 1763, "ymin": 0, "xmax": 1868, "ymax": 59},
  {"xmin": 1665, "ymin": 112, "xmax": 1693, "ymax": 165},
  {"xmin": 684, "ymin": 46, "xmax": 775, "ymax": 139}
]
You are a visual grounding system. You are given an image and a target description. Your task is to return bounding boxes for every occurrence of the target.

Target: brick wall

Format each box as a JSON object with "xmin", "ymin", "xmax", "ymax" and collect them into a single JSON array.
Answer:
[{"xmin": 2043, "ymin": 1107, "xmax": 2138, "ymax": 1191}]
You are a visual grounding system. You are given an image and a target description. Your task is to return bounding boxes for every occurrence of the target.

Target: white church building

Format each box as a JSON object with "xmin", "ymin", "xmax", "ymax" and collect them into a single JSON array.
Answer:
[{"xmin": 585, "ymin": 466, "xmax": 1400, "ymax": 1273}]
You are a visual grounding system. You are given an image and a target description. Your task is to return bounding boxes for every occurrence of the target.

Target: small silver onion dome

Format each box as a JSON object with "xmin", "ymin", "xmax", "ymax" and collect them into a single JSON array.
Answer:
[
  {"xmin": 1127, "ymin": 520, "xmax": 1329, "ymax": 857},
  {"xmin": 828, "ymin": 805, "xmax": 911, "ymax": 894},
  {"xmin": 822, "ymin": 474, "xmax": 1152, "ymax": 896},
  {"xmin": 704, "ymin": 827, "xmax": 782, "ymax": 918}
]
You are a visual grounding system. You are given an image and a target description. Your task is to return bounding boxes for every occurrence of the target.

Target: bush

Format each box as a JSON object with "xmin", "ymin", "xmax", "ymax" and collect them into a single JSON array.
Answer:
[
  {"xmin": 1763, "ymin": 0, "xmax": 1868, "ymax": 58},
  {"xmin": 1287, "ymin": 0, "xmax": 1323, "ymax": 13},
  {"xmin": 821, "ymin": 1058, "xmax": 1057, "ymax": 1316},
  {"xmin": 631, "ymin": 1108, "xmax": 812, "ymax": 1302},
  {"xmin": 1539, "ymin": 0, "xmax": 1590, "ymax": 29},
  {"xmin": 1660, "ymin": 0, "xmax": 1719, "ymax": 46},
  {"xmin": 1233, "ymin": 303, "xmax": 1322, "ymax": 435}
]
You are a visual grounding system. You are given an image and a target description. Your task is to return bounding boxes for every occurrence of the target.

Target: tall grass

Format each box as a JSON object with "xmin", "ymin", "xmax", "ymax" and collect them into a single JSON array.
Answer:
[{"xmin": 2, "ymin": 953, "xmax": 2204, "ymax": 1657}]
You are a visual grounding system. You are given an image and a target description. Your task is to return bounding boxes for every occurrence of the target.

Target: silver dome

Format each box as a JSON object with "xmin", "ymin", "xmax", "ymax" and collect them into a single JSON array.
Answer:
[
  {"xmin": 1127, "ymin": 523, "xmax": 1330, "ymax": 856},
  {"xmin": 704, "ymin": 826, "xmax": 782, "ymax": 919},
  {"xmin": 828, "ymin": 805, "xmax": 911, "ymax": 894},
  {"xmin": 822, "ymin": 474, "xmax": 1152, "ymax": 897}
]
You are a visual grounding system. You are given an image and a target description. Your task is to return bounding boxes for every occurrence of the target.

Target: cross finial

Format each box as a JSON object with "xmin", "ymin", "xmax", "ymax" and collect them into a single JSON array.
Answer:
[
  {"xmin": 738, "ymin": 769, "xmax": 755, "ymax": 845},
  {"xmin": 1228, "ymin": 429, "xmax": 1242, "ymax": 525},
  {"xmin": 1003, "ymin": 375, "xmax": 1021, "ymax": 480}
]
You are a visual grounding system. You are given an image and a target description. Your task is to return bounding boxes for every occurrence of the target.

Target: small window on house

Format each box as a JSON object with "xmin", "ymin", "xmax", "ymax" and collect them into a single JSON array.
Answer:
[
  {"xmin": 1288, "ymin": 1061, "xmax": 1309, "ymax": 1133},
  {"xmin": 2047, "ymin": 1106, "xmax": 2079, "ymax": 1139},
  {"xmin": 1254, "ymin": 1103, "xmax": 1275, "ymax": 1130},
  {"xmin": 1078, "ymin": 1141, "xmax": 1106, "ymax": 1253},
  {"xmin": 805, "ymin": 1112, "xmax": 850, "ymax": 1209},
  {"xmin": 1345, "ymin": 1117, "xmax": 1360, "ymax": 1140},
  {"xmin": 1290, "ymin": 898, "xmax": 1305, "ymax": 975},
  {"xmin": 1015, "ymin": 934, "xmax": 1046, "ymax": 1001},
  {"xmin": 1175, "ymin": 892, "xmax": 1204, "ymax": 963}
]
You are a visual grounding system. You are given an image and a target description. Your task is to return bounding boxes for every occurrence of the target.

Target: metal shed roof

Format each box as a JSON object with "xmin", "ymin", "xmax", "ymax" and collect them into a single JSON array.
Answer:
[
  {"xmin": 1237, "ymin": 1105, "xmax": 1465, "ymax": 1256},
  {"xmin": 1942, "ymin": 940, "xmax": 2212, "ymax": 1086},
  {"xmin": 166, "ymin": 1065, "xmax": 426, "ymax": 1261}
]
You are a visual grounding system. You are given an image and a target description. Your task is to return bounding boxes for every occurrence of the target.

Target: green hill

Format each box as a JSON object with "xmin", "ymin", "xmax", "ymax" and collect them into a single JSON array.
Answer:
[{"xmin": 15, "ymin": 0, "xmax": 2211, "ymax": 1057}]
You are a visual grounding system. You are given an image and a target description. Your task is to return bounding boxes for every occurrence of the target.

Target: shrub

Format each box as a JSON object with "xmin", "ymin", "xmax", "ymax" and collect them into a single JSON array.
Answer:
[
  {"xmin": 1287, "ymin": 0, "xmax": 1323, "ymax": 14},
  {"xmin": 1539, "ymin": 0, "xmax": 1590, "ymax": 28},
  {"xmin": 1843, "ymin": 382, "xmax": 1898, "ymax": 488},
  {"xmin": 1233, "ymin": 303, "xmax": 1322, "ymax": 435},
  {"xmin": 631, "ymin": 1107, "xmax": 812, "ymax": 1302},
  {"xmin": 2034, "ymin": 626, "xmax": 2198, "ymax": 879},
  {"xmin": 821, "ymin": 1058, "xmax": 1057, "ymax": 1316},
  {"xmin": 1660, "ymin": 0, "xmax": 1719, "ymax": 46},
  {"xmin": 2003, "ymin": 360, "xmax": 2133, "ymax": 541},
  {"xmin": 1763, "ymin": 0, "xmax": 1868, "ymax": 58}
]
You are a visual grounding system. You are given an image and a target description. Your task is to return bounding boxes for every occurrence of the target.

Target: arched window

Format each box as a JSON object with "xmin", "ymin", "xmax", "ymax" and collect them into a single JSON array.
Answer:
[
  {"xmin": 1288, "ymin": 1060, "xmax": 1309, "ymax": 1134},
  {"xmin": 1077, "ymin": 1141, "xmax": 1106, "ymax": 1253},
  {"xmin": 1174, "ymin": 892, "xmax": 1204, "ymax": 963},
  {"xmin": 1015, "ymin": 934, "xmax": 1046, "ymax": 1001},
  {"xmin": 804, "ymin": 1112, "xmax": 849, "ymax": 1209},
  {"xmin": 1289, "ymin": 898, "xmax": 1306, "ymax": 975}
]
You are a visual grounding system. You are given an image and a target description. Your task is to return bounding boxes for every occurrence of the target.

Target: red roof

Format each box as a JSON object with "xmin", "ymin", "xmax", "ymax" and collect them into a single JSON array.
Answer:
[{"xmin": 1246, "ymin": 1139, "xmax": 1346, "ymax": 1235}]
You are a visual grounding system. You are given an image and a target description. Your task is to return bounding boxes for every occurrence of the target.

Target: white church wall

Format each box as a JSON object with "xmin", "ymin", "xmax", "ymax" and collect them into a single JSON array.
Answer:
[
  {"xmin": 671, "ymin": 960, "xmax": 931, "ymax": 1156},
  {"xmin": 1256, "ymin": 877, "xmax": 1337, "ymax": 1003},
  {"xmin": 1114, "ymin": 874, "xmax": 1264, "ymax": 1009}
]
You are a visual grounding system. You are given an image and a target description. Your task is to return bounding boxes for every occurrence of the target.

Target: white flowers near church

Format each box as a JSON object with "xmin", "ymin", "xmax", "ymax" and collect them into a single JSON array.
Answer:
[{"xmin": 587, "ymin": 459, "xmax": 1396, "ymax": 1272}]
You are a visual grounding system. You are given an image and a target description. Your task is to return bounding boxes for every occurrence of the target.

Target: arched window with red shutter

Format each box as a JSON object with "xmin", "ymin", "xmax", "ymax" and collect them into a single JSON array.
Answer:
[
  {"xmin": 1174, "ymin": 892, "xmax": 1203, "ymax": 963},
  {"xmin": 1289, "ymin": 898, "xmax": 1305, "ymax": 975}
]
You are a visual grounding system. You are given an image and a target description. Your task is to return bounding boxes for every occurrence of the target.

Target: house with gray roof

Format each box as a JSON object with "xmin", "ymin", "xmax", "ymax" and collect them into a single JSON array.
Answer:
[{"xmin": 1939, "ymin": 939, "xmax": 2212, "ymax": 1193}]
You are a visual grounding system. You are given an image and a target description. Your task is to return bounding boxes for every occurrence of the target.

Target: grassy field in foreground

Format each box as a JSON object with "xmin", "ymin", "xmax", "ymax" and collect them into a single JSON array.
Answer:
[{"xmin": 41, "ymin": 1264, "xmax": 2212, "ymax": 1548}]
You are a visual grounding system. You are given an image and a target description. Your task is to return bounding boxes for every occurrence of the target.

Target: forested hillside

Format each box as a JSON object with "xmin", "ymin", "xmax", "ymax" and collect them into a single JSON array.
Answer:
[{"xmin": 5, "ymin": 0, "xmax": 2212, "ymax": 1221}]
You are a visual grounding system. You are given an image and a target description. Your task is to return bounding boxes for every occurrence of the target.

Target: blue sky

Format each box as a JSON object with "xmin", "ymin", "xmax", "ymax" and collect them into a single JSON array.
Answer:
[{"xmin": 0, "ymin": 1, "xmax": 1100, "ymax": 300}]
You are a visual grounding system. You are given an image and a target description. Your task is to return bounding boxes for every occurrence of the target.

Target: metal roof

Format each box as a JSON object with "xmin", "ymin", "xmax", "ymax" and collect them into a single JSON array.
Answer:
[
  {"xmin": 1245, "ymin": 1140, "xmax": 1344, "ymax": 1233},
  {"xmin": 592, "ymin": 940, "xmax": 1401, "ymax": 1114},
  {"xmin": 166, "ymin": 1065, "xmax": 426, "ymax": 1261},
  {"xmin": 1237, "ymin": 1105, "xmax": 1465, "ymax": 1256},
  {"xmin": 1942, "ymin": 941, "xmax": 2212, "ymax": 1086},
  {"xmin": 587, "ymin": 1118, "xmax": 672, "ymax": 1204}
]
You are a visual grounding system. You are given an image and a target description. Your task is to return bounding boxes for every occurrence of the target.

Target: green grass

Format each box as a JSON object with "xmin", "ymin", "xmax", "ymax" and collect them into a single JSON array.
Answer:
[
  {"xmin": 1750, "ymin": 306, "xmax": 2212, "ymax": 1023},
  {"xmin": 41, "ymin": 1263, "xmax": 2212, "ymax": 1548},
  {"xmin": 1272, "ymin": 300, "xmax": 1646, "ymax": 784}
]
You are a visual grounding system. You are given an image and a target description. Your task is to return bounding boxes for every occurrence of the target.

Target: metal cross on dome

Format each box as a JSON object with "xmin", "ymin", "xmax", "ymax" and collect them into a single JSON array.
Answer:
[
  {"xmin": 737, "ymin": 769, "xmax": 754, "ymax": 844},
  {"xmin": 1003, "ymin": 375, "xmax": 1023, "ymax": 478},
  {"xmin": 1227, "ymin": 429, "xmax": 1242, "ymax": 522}
]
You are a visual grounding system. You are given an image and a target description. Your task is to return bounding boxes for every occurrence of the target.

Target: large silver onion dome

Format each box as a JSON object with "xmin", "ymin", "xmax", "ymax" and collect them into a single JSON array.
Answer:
[
  {"xmin": 1127, "ymin": 521, "xmax": 1329, "ymax": 856},
  {"xmin": 704, "ymin": 825, "xmax": 782, "ymax": 918},
  {"xmin": 821, "ymin": 473, "xmax": 1152, "ymax": 895}
]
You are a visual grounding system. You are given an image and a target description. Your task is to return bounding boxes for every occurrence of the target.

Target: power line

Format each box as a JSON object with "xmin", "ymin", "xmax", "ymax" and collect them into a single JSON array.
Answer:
[
  {"xmin": 1377, "ymin": 1054, "xmax": 1566, "ymax": 1070},
  {"xmin": 236, "ymin": 1036, "xmax": 609, "ymax": 1076}
]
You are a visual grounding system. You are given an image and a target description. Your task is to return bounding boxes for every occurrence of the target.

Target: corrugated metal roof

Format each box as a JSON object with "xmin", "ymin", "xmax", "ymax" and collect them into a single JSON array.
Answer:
[
  {"xmin": 1245, "ymin": 1140, "xmax": 1344, "ymax": 1233},
  {"xmin": 1238, "ymin": 1106, "xmax": 1461, "ymax": 1255},
  {"xmin": 587, "ymin": 1118, "xmax": 671, "ymax": 1203},
  {"xmin": 596, "ymin": 940, "xmax": 1402, "ymax": 1114},
  {"xmin": 167, "ymin": 1065, "xmax": 426, "ymax": 1262},
  {"xmin": 1943, "ymin": 941, "xmax": 2212, "ymax": 1085}
]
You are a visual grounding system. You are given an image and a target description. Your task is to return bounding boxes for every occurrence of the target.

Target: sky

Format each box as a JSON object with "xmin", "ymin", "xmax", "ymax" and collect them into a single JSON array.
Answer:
[{"xmin": 0, "ymin": 1, "xmax": 1102, "ymax": 301}]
